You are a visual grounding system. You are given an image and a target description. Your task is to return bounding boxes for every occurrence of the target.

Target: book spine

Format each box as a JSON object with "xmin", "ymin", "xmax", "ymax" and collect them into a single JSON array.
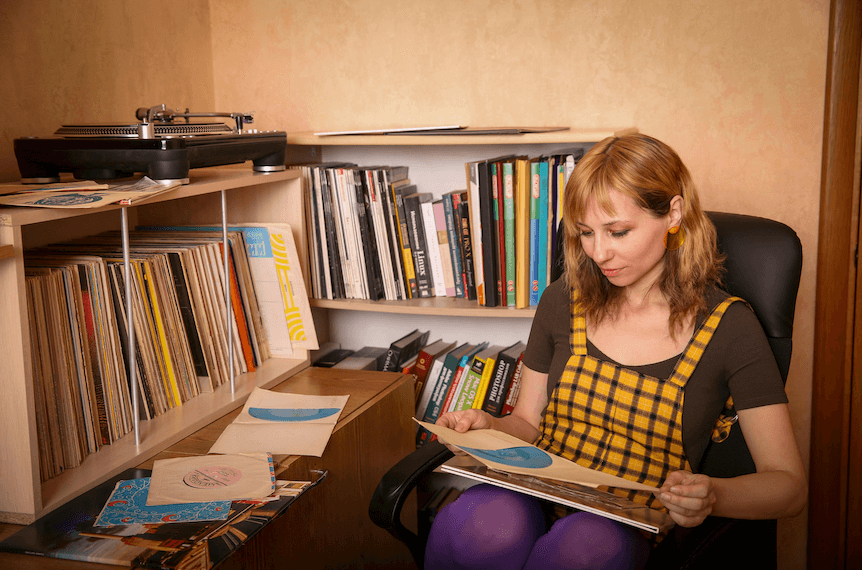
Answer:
[
  {"xmin": 458, "ymin": 199, "xmax": 476, "ymax": 300},
  {"xmin": 319, "ymin": 168, "xmax": 344, "ymax": 298},
  {"xmin": 454, "ymin": 357, "xmax": 485, "ymax": 411},
  {"xmin": 392, "ymin": 184, "xmax": 418, "ymax": 299},
  {"xmin": 472, "ymin": 354, "xmax": 496, "ymax": 410},
  {"xmin": 537, "ymin": 160, "xmax": 549, "ymax": 301},
  {"xmin": 465, "ymin": 162, "xmax": 485, "ymax": 305},
  {"xmin": 432, "ymin": 201, "xmax": 457, "ymax": 297},
  {"xmin": 353, "ymin": 170, "xmax": 382, "ymax": 300},
  {"xmin": 442, "ymin": 193, "xmax": 465, "ymax": 298},
  {"xmin": 500, "ymin": 355, "xmax": 525, "ymax": 416},
  {"xmin": 416, "ymin": 357, "xmax": 446, "ymax": 415},
  {"xmin": 417, "ymin": 352, "xmax": 461, "ymax": 446},
  {"xmin": 420, "ymin": 198, "xmax": 448, "ymax": 297},
  {"xmin": 503, "ymin": 162, "xmax": 516, "ymax": 307},
  {"xmin": 403, "ymin": 194, "xmax": 433, "ymax": 298},
  {"xmin": 378, "ymin": 170, "xmax": 406, "ymax": 300},
  {"xmin": 482, "ymin": 350, "xmax": 518, "ymax": 415},
  {"xmin": 529, "ymin": 162, "xmax": 541, "ymax": 306},
  {"xmin": 515, "ymin": 159, "xmax": 530, "ymax": 308},
  {"xmin": 478, "ymin": 161, "xmax": 499, "ymax": 307},
  {"xmin": 492, "ymin": 162, "xmax": 505, "ymax": 304}
]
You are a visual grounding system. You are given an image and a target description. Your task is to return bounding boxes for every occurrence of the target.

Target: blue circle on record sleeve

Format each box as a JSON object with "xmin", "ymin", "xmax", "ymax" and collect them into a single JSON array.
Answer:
[
  {"xmin": 460, "ymin": 446, "xmax": 553, "ymax": 468},
  {"xmin": 248, "ymin": 407, "xmax": 339, "ymax": 422}
]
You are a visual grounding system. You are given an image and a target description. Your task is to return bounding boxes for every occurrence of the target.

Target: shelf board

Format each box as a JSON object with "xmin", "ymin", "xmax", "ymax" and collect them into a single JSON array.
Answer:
[
  {"xmin": 286, "ymin": 127, "xmax": 636, "ymax": 147},
  {"xmin": 0, "ymin": 165, "xmax": 301, "ymax": 228},
  {"xmin": 309, "ymin": 297, "xmax": 537, "ymax": 318},
  {"xmin": 29, "ymin": 357, "xmax": 309, "ymax": 523}
]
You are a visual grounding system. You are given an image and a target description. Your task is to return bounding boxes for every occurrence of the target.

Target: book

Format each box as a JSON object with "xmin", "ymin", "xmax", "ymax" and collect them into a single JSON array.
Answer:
[
  {"xmin": 438, "ymin": 455, "xmax": 673, "ymax": 534},
  {"xmin": 515, "ymin": 157, "xmax": 531, "ymax": 308},
  {"xmin": 378, "ymin": 167, "xmax": 409, "ymax": 300},
  {"xmin": 412, "ymin": 339, "xmax": 457, "ymax": 402},
  {"xmin": 419, "ymin": 195, "xmax": 448, "ymax": 297},
  {"xmin": 536, "ymin": 158, "xmax": 550, "ymax": 303},
  {"xmin": 441, "ymin": 342, "xmax": 488, "ymax": 415},
  {"xmin": 401, "ymin": 191, "xmax": 434, "ymax": 298},
  {"xmin": 313, "ymin": 348, "xmax": 355, "ymax": 367},
  {"xmin": 354, "ymin": 169, "xmax": 386, "ymax": 300},
  {"xmin": 491, "ymin": 160, "xmax": 506, "ymax": 304},
  {"xmin": 451, "ymin": 344, "xmax": 502, "ymax": 411},
  {"xmin": 432, "ymin": 200, "xmax": 457, "ymax": 297},
  {"xmin": 416, "ymin": 342, "xmax": 474, "ymax": 446},
  {"xmin": 332, "ymin": 346, "xmax": 388, "ymax": 370},
  {"xmin": 529, "ymin": 159, "xmax": 542, "ymax": 306},
  {"xmin": 457, "ymin": 198, "xmax": 477, "ymax": 300},
  {"xmin": 464, "ymin": 160, "xmax": 486, "ymax": 305},
  {"xmin": 500, "ymin": 354, "xmax": 525, "ymax": 416},
  {"xmin": 391, "ymin": 180, "xmax": 419, "ymax": 299},
  {"xmin": 502, "ymin": 160, "xmax": 517, "ymax": 307},
  {"xmin": 481, "ymin": 341, "xmax": 526, "ymax": 415},
  {"xmin": 471, "ymin": 347, "xmax": 499, "ymax": 411},
  {"xmin": 441, "ymin": 191, "xmax": 466, "ymax": 298},
  {"xmin": 381, "ymin": 329, "xmax": 431, "ymax": 372}
]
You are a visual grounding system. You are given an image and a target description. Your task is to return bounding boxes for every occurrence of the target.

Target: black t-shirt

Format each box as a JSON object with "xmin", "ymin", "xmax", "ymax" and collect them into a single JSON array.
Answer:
[{"xmin": 523, "ymin": 279, "xmax": 788, "ymax": 471}]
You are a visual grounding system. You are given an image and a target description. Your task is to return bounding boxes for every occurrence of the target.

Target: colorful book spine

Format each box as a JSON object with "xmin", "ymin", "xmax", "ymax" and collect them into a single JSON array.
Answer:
[
  {"xmin": 441, "ymin": 193, "xmax": 465, "ymax": 298},
  {"xmin": 529, "ymin": 161, "xmax": 541, "ymax": 306},
  {"xmin": 421, "ymin": 197, "xmax": 448, "ymax": 297},
  {"xmin": 537, "ymin": 159, "xmax": 549, "ymax": 302},
  {"xmin": 500, "ymin": 355, "xmax": 525, "ymax": 416},
  {"xmin": 471, "ymin": 353, "xmax": 497, "ymax": 410},
  {"xmin": 392, "ymin": 183, "xmax": 419, "ymax": 299},
  {"xmin": 402, "ymin": 193, "xmax": 433, "ymax": 298},
  {"xmin": 458, "ymin": 199, "xmax": 477, "ymax": 300},
  {"xmin": 465, "ymin": 161, "xmax": 485, "ymax": 305},
  {"xmin": 502, "ymin": 161, "xmax": 516, "ymax": 307}
]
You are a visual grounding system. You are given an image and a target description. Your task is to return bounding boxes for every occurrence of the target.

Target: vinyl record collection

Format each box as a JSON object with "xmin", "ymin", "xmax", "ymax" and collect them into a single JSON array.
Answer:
[
  {"xmin": 24, "ymin": 225, "xmax": 307, "ymax": 482},
  {"xmin": 297, "ymin": 147, "xmax": 583, "ymax": 308}
]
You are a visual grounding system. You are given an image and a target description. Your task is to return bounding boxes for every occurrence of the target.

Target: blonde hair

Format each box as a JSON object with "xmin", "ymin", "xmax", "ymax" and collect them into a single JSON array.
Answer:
[{"xmin": 562, "ymin": 133, "xmax": 723, "ymax": 334}]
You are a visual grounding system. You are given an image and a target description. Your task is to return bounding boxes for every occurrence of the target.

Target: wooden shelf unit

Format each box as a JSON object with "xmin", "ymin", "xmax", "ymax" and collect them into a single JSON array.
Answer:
[{"xmin": 0, "ymin": 165, "xmax": 310, "ymax": 524}]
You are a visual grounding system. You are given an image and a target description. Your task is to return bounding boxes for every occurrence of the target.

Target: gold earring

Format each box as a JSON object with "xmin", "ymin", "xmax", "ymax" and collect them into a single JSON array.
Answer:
[{"xmin": 664, "ymin": 226, "xmax": 685, "ymax": 250}]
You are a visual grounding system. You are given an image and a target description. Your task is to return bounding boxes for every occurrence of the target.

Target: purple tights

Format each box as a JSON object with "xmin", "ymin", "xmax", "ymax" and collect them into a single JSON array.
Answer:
[{"xmin": 425, "ymin": 484, "xmax": 651, "ymax": 570}]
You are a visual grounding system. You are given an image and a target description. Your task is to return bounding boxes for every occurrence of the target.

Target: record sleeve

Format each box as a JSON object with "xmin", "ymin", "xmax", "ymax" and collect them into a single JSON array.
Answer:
[{"xmin": 146, "ymin": 452, "xmax": 275, "ymax": 505}]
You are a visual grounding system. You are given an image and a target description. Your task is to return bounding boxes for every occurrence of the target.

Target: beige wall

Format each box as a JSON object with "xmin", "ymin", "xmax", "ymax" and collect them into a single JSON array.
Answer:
[
  {"xmin": 0, "ymin": 0, "xmax": 215, "ymax": 180},
  {"xmin": 0, "ymin": 0, "xmax": 829, "ymax": 567}
]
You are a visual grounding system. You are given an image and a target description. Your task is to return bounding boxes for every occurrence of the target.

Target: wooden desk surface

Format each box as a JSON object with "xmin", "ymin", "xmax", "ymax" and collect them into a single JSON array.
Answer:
[{"xmin": 0, "ymin": 366, "xmax": 417, "ymax": 569}]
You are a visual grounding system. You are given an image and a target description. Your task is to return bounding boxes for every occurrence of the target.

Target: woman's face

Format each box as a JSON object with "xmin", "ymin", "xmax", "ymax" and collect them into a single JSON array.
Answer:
[{"xmin": 576, "ymin": 188, "xmax": 677, "ymax": 292}]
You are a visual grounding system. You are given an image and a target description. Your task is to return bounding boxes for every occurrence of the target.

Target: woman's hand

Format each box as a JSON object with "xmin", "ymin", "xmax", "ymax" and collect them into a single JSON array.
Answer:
[
  {"xmin": 656, "ymin": 471, "xmax": 717, "ymax": 527},
  {"xmin": 436, "ymin": 408, "xmax": 494, "ymax": 432},
  {"xmin": 434, "ymin": 409, "xmax": 494, "ymax": 455}
]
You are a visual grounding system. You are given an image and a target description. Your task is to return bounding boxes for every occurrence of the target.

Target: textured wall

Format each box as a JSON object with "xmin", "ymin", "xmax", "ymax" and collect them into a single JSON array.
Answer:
[{"xmin": 0, "ymin": 0, "xmax": 216, "ymax": 181}]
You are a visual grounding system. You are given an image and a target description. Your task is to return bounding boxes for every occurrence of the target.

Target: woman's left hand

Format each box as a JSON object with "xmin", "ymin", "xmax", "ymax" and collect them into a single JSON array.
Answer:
[{"xmin": 656, "ymin": 471, "xmax": 716, "ymax": 527}]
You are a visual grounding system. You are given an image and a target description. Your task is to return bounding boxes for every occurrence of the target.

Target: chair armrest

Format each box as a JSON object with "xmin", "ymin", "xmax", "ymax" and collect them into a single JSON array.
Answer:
[{"xmin": 369, "ymin": 439, "xmax": 454, "ymax": 566}]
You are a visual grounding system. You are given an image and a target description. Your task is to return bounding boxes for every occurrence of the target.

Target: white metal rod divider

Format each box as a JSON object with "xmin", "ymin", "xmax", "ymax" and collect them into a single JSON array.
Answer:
[
  {"xmin": 121, "ymin": 207, "xmax": 140, "ymax": 447},
  {"xmin": 222, "ymin": 189, "xmax": 235, "ymax": 393}
]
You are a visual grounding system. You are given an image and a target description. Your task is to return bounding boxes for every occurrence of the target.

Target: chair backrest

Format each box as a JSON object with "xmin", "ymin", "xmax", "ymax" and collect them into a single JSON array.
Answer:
[{"xmin": 551, "ymin": 211, "xmax": 803, "ymax": 477}]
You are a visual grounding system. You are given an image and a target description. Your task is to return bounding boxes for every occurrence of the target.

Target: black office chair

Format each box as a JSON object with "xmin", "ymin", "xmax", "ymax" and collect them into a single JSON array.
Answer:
[{"xmin": 369, "ymin": 211, "xmax": 803, "ymax": 570}]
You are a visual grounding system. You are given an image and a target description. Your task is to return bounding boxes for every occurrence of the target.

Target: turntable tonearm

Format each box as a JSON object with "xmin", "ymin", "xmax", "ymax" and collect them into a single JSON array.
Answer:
[{"xmin": 13, "ymin": 104, "xmax": 288, "ymax": 183}]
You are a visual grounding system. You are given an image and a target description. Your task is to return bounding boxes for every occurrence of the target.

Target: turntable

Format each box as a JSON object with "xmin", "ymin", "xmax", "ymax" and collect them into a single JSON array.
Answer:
[{"xmin": 13, "ymin": 104, "xmax": 287, "ymax": 183}]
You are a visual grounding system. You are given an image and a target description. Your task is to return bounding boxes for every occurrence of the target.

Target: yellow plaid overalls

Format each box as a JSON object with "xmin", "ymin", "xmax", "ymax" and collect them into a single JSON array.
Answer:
[{"xmin": 536, "ymin": 295, "xmax": 742, "ymax": 511}]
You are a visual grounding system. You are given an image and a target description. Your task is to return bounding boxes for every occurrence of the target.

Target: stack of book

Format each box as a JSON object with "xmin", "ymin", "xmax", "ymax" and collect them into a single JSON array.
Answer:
[
  {"xmin": 297, "ymin": 148, "xmax": 583, "ymax": 307},
  {"xmin": 22, "ymin": 226, "xmax": 310, "ymax": 483},
  {"xmin": 411, "ymin": 339, "xmax": 527, "ymax": 447}
]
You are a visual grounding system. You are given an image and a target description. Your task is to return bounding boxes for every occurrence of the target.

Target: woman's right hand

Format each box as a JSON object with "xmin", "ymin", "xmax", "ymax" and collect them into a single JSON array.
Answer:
[
  {"xmin": 434, "ymin": 409, "xmax": 495, "ymax": 455},
  {"xmin": 436, "ymin": 408, "xmax": 494, "ymax": 432}
]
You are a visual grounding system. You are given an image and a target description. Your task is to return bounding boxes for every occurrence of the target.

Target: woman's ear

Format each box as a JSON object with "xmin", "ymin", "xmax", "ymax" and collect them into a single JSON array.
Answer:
[{"xmin": 668, "ymin": 195, "xmax": 684, "ymax": 228}]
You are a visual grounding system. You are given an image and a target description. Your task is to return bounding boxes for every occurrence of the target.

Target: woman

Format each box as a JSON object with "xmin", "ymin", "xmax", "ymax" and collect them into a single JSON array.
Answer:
[{"xmin": 427, "ymin": 133, "xmax": 806, "ymax": 570}]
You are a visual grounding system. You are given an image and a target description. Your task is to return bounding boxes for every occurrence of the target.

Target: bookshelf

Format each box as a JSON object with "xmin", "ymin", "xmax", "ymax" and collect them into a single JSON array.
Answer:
[
  {"xmin": 0, "ymin": 165, "xmax": 311, "ymax": 524},
  {"xmin": 286, "ymin": 127, "xmax": 632, "ymax": 349}
]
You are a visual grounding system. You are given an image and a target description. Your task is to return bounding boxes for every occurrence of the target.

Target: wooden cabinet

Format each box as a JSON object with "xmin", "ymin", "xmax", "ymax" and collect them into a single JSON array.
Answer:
[
  {"xmin": 0, "ymin": 166, "xmax": 311, "ymax": 523},
  {"xmin": 284, "ymin": 128, "xmax": 630, "ymax": 349}
]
